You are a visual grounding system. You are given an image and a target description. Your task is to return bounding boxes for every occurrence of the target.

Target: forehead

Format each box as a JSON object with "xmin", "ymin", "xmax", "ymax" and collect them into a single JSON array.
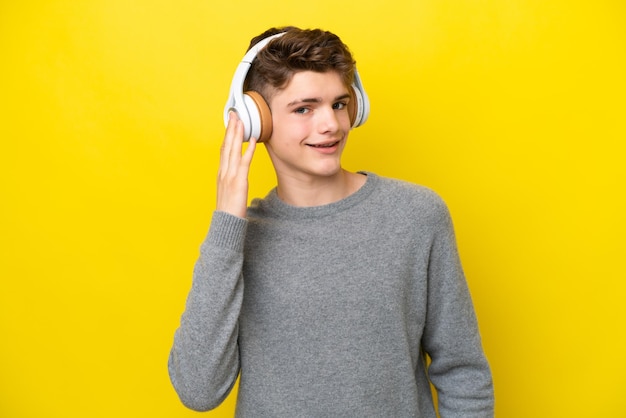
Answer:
[{"xmin": 271, "ymin": 71, "xmax": 349, "ymax": 103}]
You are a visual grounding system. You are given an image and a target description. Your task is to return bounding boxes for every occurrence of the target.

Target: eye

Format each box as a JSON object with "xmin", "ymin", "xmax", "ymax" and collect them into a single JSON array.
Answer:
[
  {"xmin": 294, "ymin": 107, "xmax": 310, "ymax": 114},
  {"xmin": 333, "ymin": 101, "xmax": 347, "ymax": 110}
]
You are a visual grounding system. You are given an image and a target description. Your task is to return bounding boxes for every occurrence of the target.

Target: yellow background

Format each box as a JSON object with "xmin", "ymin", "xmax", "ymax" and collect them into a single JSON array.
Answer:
[{"xmin": 1, "ymin": 1, "xmax": 625, "ymax": 417}]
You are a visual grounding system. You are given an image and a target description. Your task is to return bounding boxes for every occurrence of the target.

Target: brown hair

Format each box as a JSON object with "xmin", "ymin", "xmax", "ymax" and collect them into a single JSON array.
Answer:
[{"xmin": 244, "ymin": 27, "xmax": 356, "ymax": 102}]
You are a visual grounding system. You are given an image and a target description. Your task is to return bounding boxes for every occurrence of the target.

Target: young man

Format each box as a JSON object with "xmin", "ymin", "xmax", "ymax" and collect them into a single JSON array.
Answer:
[{"xmin": 168, "ymin": 27, "xmax": 494, "ymax": 417}]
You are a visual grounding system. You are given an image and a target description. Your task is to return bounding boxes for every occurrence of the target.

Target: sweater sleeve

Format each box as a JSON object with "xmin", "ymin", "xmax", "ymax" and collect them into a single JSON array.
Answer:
[
  {"xmin": 168, "ymin": 211, "xmax": 247, "ymax": 411},
  {"xmin": 421, "ymin": 200, "xmax": 495, "ymax": 417}
]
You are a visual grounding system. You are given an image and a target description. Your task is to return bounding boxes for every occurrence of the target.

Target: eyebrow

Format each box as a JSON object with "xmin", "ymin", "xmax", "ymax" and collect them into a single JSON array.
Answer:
[{"xmin": 287, "ymin": 93, "xmax": 351, "ymax": 107}]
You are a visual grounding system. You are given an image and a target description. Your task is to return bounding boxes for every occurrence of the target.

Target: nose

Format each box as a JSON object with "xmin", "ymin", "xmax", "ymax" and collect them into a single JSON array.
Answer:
[{"xmin": 317, "ymin": 105, "xmax": 340, "ymax": 134}]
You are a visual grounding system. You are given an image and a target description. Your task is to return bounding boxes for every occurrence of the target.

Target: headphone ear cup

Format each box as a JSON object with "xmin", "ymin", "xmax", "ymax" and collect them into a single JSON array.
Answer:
[
  {"xmin": 348, "ymin": 87, "xmax": 358, "ymax": 127},
  {"xmin": 244, "ymin": 91, "xmax": 272, "ymax": 142},
  {"xmin": 349, "ymin": 84, "xmax": 368, "ymax": 128}
]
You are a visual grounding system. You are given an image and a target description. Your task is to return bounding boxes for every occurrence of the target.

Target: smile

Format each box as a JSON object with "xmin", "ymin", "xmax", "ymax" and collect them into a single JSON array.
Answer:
[{"xmin": 307, "ymin": 141, "xmax": 340, "ymax": 148}]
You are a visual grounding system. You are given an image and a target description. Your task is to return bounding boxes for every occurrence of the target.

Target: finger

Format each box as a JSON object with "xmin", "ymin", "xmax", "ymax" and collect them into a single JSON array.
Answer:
[
  {"xmin": 219, "ymin": 112, "xmax": 235, "ymax": 172},
  {"xmin": 230, "ymin": 115, "xmax": 244, "ymax": 163},
  {"xmin": 241, "ymin": 136, "xmax": 257, "ymax": 168},
  {"xmin": 220, "ymin": 111, "xmax": 242, "ymax": 176}
]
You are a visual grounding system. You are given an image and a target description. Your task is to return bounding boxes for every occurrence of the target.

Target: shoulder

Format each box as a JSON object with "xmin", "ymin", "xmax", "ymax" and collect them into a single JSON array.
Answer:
[
  {"xmin": 360, "ymin": 172, "xmax": 456, "ymax": 241},
  {"xmin": 371, "ymin": 173, "xmax": 450, "ymax": 218},
  {"xmin": 247, "ymin": 189, "xmax": 278, "ymax": 220}
]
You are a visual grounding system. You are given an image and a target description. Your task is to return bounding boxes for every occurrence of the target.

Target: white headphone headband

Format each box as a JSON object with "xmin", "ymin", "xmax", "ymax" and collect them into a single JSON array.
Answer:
[{"xmin": 223, "ymin": 33, "xmax": 286, "ymax": 138}]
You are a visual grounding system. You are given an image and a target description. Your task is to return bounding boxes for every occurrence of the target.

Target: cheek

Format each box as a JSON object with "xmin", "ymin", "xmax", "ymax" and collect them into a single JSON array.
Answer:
[
  {"xmin": 271, "ymin": 116, "xmax": 310, "ymax": 141},
  {"xmin": 340, "ymin": 112, "xmax": 352, "ymax": 131}
]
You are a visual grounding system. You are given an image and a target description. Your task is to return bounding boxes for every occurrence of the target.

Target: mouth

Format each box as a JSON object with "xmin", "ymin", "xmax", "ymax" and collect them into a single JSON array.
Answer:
[{"xmin": 306, "ymin": 140, "xmax": 341, "ymax": 149}]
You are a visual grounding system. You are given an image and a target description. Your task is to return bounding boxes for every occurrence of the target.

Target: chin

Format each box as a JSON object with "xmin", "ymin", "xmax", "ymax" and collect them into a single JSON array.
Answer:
[{"xmin": 310, "ymin": 164, "xmax": 343, "ymax": 178}]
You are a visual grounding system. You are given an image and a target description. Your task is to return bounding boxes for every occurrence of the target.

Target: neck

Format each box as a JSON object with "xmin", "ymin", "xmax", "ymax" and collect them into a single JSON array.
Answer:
[{"xmin": 275, "ymin": 169, "xmax": 366, "ymax": 207}]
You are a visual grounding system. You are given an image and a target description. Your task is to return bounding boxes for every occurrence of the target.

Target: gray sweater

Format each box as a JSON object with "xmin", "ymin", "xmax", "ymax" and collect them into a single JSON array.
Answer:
[{"xmin": 169, "ymin": 172, "xmax": 494, "ymax": 417}]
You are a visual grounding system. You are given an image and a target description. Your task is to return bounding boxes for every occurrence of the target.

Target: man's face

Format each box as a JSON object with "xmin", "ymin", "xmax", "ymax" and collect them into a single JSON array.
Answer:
[{"xmin": 265, "ymin": 70, "xmax": 352, "ymax": 181}]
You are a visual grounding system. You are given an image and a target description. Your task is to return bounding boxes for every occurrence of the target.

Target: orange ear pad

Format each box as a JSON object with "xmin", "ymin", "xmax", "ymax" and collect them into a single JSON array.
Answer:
[
  {"xmin": 245, "ymin": 90, "xmax": 273, "ymax": 142},
  {"xmin": 348, "ymin": 86, "xmax": 358, "ymax": 127}
]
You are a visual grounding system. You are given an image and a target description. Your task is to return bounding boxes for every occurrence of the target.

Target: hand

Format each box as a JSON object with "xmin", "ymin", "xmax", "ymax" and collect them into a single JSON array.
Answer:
[{"xmin": 216, "ymin": 112, "xmax": 257, "ymax": 218}]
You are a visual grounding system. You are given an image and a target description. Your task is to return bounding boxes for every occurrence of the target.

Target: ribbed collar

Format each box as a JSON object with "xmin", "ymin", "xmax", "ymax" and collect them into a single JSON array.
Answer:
[{"xmin": 252, "ymin": 171, "xmax": 379, "ymax": 220}]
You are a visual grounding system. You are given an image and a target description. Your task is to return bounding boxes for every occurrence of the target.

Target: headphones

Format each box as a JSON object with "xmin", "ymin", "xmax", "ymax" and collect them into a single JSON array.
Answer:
[{"xmin": 223, "ymin": 32, "xmax": 370, "ymax": 142}]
